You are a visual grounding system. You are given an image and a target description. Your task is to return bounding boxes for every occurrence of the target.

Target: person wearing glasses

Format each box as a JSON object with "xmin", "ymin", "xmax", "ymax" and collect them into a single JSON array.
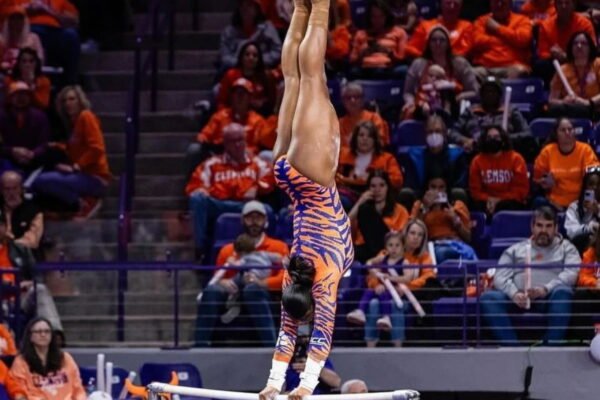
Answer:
[{"xmin": 10, "ymin": 317, "xmax": 86, "ymax": 400}]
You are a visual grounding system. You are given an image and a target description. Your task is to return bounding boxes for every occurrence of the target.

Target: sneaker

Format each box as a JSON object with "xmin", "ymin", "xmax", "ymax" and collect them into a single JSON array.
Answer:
[
  {"xmin": 376, "ymin": 315, "xmax": 392, "ymax": 331},
  {"xmin": 73, "ymin": 198, "xmax": 102, "ymax": 221},
  {"xmin": 346, "ymin": 309, "xmax": 366, "ymax": 325},
  {"xmin": 220, "ymin": 304, "xmax": 241, "ymax": 324}
]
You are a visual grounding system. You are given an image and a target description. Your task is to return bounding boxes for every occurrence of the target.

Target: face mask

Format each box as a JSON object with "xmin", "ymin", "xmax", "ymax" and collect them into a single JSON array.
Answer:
[
  {"xmin": 482, "ymin": 138, "xmax": 503, "ymax": 153},
  {"xmin": 426, "ymin": 132, "xmax": 445, "ymax": 148}
]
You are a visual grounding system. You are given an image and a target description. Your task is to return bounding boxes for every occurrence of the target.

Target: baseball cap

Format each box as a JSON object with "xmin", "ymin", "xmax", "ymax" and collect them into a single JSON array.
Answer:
[
  {"xmin": 242, "ymin": 200, "xmax": 267, "ymax": 216},
  {"xmin": 231, "ymin": 77, "xmax": 254, "ymax": 93},
  {"xmin": 7, "ymin": 81, "xmax": 31, "ymax": 97}
]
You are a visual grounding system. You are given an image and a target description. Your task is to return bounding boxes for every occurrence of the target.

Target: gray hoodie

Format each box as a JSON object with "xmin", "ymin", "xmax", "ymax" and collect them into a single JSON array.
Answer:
[{"xmin": 494, "ymin": 236, "xmax": 580, "ymax": 298}]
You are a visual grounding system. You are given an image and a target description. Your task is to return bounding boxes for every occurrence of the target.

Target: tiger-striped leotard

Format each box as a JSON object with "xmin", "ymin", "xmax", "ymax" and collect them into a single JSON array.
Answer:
[{"xmin": 273, "ymin": 155, "xmax": 354, "ymax": 363}]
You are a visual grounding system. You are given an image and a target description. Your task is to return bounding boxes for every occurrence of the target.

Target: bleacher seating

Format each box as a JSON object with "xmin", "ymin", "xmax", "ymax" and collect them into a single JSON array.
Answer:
[
  {"xmin": 79, "ymin": 366, "xmax": 130, "ymax": 398},
  {"xmin": 392, "ymin": 120, "xmax": 426, "ymax": 147},
  {"xmin": 140, "ymin": 363, "xmax": 203, "ymax": 400},
  {"xmin": 530, "ymin": 118, "xmax": 594, "ymax": 144}
]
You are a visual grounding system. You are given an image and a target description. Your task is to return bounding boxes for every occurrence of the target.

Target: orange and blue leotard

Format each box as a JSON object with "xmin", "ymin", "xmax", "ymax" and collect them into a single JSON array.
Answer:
[{"xmin": 273, "ymin": 155, "xmax": 354, "ymax": 363}]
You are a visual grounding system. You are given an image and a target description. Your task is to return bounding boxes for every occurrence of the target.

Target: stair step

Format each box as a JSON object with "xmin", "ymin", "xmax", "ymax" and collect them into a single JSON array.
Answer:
[
  {"xmin": 133, "ymin": 12, "xmax": 231, "ymax": 31},
  {"xmin": 109, "ymin": 153, "xmax": 188, "ymax": 175},
  {"xmin": 120, "ymin": 31, "xmax": 221, "ymax": 51},
  {"xmin": 83, "ymin": 69, "xmax": 215, "ymax": 92},
  {"xmin": 101, "ymin": 196, "xmax": 189, "ymax": 215},
  {"xmin": 89, "ymin": 90, "xmax": 209, "ymax": 113},
  {"xmin": 107, "ymin": 175, "xmax": 186, "ymax": 197},
  {"xmin": 98, "ymin": 111, "xmax": 201, "ymax": 132},
  {"xmin": 104, "ymin": 132, "xmax": 195, "ymax": 154},
  {"xmin": 80, "ymin": 50, "xmax": 219, "ymax": 71},
  {"xmin": 48, "ymin": 241, "xmax": 195, "ymax": 262}
]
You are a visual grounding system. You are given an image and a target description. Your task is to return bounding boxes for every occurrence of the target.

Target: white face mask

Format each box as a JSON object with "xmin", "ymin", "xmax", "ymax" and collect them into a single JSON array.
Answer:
[{"xmin": 426, "ymin": 132, "xmax": 445, "ymax": 148}]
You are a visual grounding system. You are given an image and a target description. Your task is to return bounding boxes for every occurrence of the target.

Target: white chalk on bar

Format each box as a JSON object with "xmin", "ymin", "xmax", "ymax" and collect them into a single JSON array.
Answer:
[
  {"xmin": 105, "ymin": 362, "xmax": 113, "ymax": 396},
  {"xmin": 96, "ymin": 353, "xmax": 106, "ymax": 393},
  {"xmin": 118, "ymin": 371, "xmax": 137, "ymax": 400},
  {"xmin": 553, "ymin": 59, "xmax": 575, "ymax": 97},
  {"xmin": 398, "ymin": 283, "xmax": 426, "ymax": 317},
  {"xmin": 502, "ymin": 86, "xmax": 512, "ymax": 131},
  {"xmin": 146, "ymin": 383, "xmax": 421, "ymax": 400},
  {"xmin": 525, "ymin": 242, "xmax": 532, "ymax": 310}
]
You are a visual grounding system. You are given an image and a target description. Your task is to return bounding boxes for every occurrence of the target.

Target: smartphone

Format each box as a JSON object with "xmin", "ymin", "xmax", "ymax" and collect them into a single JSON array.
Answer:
[{"xmin": 585, "ymin": 190, "xmax": 595, "ymax": 202}]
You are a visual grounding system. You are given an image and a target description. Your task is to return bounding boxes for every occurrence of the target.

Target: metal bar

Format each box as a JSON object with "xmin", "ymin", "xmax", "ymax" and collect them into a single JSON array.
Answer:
[
  {"xmin": 150, "ymin": 5, "xmax": 159, "ymax": 112},
  {"xmin": 117, "ymin": 270, "xmax": 126, "ymax": 342},
  {"xmin": 462, "ymin": 263, "xmax": 467, "ymax": 347},
  {"xmin": 475, "ymin": 264, "xmax": 481, "ymax": 346}
]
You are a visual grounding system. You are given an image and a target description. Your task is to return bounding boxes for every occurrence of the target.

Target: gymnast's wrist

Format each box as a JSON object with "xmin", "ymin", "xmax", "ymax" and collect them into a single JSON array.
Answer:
[
  {"xmin": 266, "ymin": 359, "xmax": 288, "ymax": 392},
  {"xmin": 299, "ymin": 356, "xmax": 325, "ymax": 392}
]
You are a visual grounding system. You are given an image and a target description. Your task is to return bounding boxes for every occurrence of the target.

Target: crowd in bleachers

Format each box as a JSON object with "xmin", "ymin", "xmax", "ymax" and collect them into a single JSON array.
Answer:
[{"xmin": 191, "ymin": 0, "xmax": 600, "ymax": 348}]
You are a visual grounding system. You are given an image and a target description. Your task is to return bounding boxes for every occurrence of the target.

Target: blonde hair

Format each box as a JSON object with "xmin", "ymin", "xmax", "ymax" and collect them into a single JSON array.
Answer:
[
  {"xmin": 55, "ymin": 85, "xmax": 92, "ymax": 130},
  {"xmin": 402, "ymin": 219, "xmax": 429, "ymax": 257}
]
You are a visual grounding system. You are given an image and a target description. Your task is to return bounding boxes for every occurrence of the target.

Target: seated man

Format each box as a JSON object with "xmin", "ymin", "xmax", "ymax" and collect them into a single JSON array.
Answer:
[
  {"xmin": 459, "ymin": 0, "xmax": 532, "ymax": 78},
  {"xmin": 194, "ymin": 201, "xmax": 288, "ymax": 347},
  {"xmin": 481, "ymin": 206, "xmax": 580, "ymax": 345},
  {"xmin": 186, "ymin": 123, "xmax": 274, "ymax": 258}
]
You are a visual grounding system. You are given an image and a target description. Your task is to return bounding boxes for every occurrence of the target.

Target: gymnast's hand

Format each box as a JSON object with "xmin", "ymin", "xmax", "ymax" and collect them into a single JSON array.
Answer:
[
  {"xmin": 259, "ymin": 385, "xmax": 280, "ymax": 400},
  {"xmin": 288, "ymin": 386, "xmax": 312, "ymax": 400}
]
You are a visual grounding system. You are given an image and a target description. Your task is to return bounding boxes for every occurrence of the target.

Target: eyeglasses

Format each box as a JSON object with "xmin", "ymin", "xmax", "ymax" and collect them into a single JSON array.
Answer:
[{"xmin": 31, "ymin": 329, "xmax": 51, "ymax": 335}]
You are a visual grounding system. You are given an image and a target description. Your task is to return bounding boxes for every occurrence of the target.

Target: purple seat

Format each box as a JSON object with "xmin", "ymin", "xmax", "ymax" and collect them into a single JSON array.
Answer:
[
  {"xmin": 80, "ymin": 366, "xmax": 129, "ymax": 399},
  {"xmin": 392, "ymin": 120, "xmax": 426, "ymax": 147},
  {"xmin": 355, "ymin": 80, "xmax": 404, "ymax": 108},
  {"xmin": 140, "ymin": 363, "xmax": 204, "ymax": 400},
  {"xmin": 502, "ymin": 78, "xmax": 545, "ymax": 117},
  {"xmin": 470, "ymin": 211, "xmax": 488, "ymax": 259},
  {"xmin": 489, "ymin": 211, "xmax": 533, "ymax": 259},
  {"xmin": 349, "ymin": 0, "xmax": 368, "ymax": 29},
  {"xmin": 415, "ymin": 0, "xmax": 439, "ymax": 19},
  {"xmin": 275, "ymin": 208, "xmax": 293, "ymax": 246},
  {"xmin": 530, "ymin": 118, "xmax": 593, "ymax": 143},
  {"xmin": 432, "ymin": 297, "xmax": 477, "ymax": 343}
]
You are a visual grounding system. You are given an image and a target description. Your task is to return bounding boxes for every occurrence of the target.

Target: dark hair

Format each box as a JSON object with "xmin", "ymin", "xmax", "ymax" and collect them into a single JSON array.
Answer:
[
  {"xmin": 20, "ymin": 317, "xmax": 64, "ymax": 376},
  {"xmin": 576, "ymin": 166, "xmax": 600, "ymax": 220},
  {"xmin": 367, "ymin": 169, "xmax": 396, "ymax": 217},
  {"xmin": 367, "ymin": 0, "xmax": 395, "ymax": 31},
  {"xmin": 10, "ymin": 47, "xmax": 42, "ymax": 80},
  {"xmin": 532, "ymin": 206, "xmax": 558, "ymax": 226},
  {"xmin": 233, "ymin": 233, "xmax": 256, "ymax": 254},
  {"xmin": 350, "ymin": 121, "xmax": 382, "ymax": 156},
  {"xmin": 566, "ymin": 31, "xmax": 597, "ymax": 64},
  {"xmin": 282, "ymin": 256, "xmax": 316, "ymax": 320},
  {"xmin": 235, "ymin": 41, "xmax": 266, "ymax": 74},
  {"xmin": 477, "ymin": 124, "xmax": 512, "ymax": 151},
  {"xmin": 422, "ymin": 27, "xmax": 454, "ymax": 67},
  {"xmin": 232, "ymin": 0, "xmax": 265, "ymax": 28},
  {"xmin": 546, "ymin": 116, "xmax": 572, "ymax": 144}
]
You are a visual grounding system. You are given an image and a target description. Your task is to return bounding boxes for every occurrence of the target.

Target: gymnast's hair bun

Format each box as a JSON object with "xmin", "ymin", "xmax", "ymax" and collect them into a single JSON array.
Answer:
[{"xmin": 288, "ymin": 256, "xmax": 316, "ymax": 287}]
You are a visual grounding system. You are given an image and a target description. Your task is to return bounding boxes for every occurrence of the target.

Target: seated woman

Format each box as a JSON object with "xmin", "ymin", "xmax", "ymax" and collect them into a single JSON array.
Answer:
[
  {"xmin": 216, "ymin": 41, "xmax": 278, "ymax": 117},
  {"xmin": 348, "ymin": 0, "xmax": 408, "ymax": 78},
  {"xmin": 349, "ymin": 170, "xmax": 410, "ymax": 263},
  {"xmin": 5, "ymin": 47, "xmax": 51, "ymax": 110},
  {"xmin": 337, "ymin": 121, "xmax": 403, "ymax": 207},
  {"xmin": 564, "ymin": 165, "xmax": 600, "ymax": 253},
  {"xmin": 548, "ymin": 31, "xmax": 600, "ymax": 119},
  {"xmin": 388, "ymin": 0, "xmax": 418, "ymax": 33},
  {"xmin": 412, "ymin": 174, "xmax": 477, "ymax": 264},
  {"xmin": 0, "ymin": 7, "xmax": 44, "ymax": 73},
  {"xmin": 325, "ymin": 0, "xmax": 351, "ymax": 72},
  {"xmin": 10, "ymin": 318, "xmax": 86, "ymax": 400},
  {"xmin": 469, "ymin": 125, "xmax": 529, "ymax": 217},
  {"xmin": 533, "ymin": 117, "xmax": 598, "ymax": 211},
  {"xmin": 31, "ymin": 86, "xmax": 112, "ymax": 219}
]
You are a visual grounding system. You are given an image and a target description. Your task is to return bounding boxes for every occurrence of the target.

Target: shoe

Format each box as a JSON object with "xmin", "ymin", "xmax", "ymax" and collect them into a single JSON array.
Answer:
[
  {"xmin": 220, "ymin": 304, "xmax": 241, "ymax": 324},
  {"xmin": 80, "ymin": 39, "xmax": 99, "ymax": 53},
  {"xmin": 346, "ymin": 309, "xmax": 366, "ymax": 325},
  {"xmin": 73, "ymin": 198, "xmax": 102, "ymax": 221},
  {"xmin": 376, "ymin": 315, "xmax": 392, "ymax": 331}
]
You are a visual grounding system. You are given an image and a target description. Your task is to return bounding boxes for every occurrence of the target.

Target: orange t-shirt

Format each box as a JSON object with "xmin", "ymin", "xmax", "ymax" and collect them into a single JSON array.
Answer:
[
  {"xmin": 350, "ymin": 26, "xmax": 408, "ymax": 67},
  {"xmin": 10, "ymin": 352, "xmax": 86, "ymax": 400},
  {"xmin": 0, "ymin": 359, "xmax": 24, "ymax": 398},
  {"xmin": 469, "ymin": 150, "xmax": 529, "ymax": 203},
  {"xmin": 354, "ymin": 203, "xmax": 410, "ymax": 246},
  {"xmin": 0, "ymin": 244, "xmax": 14, "ymax": 284},
  {"xmin": 0, "ymin": 324, "xmax": 16, "ymax": 356},
  {"xmin": 580, "ymin": 247, "xmax": 599, "ymax": 288},
  {"xmin": 24, "ymin": 0, "xmax": 79, "ymax": 28},
  {"xmin": 463, "ymin": 12, "xmax": 532, "ymax": 69},
  {"xmin": 533, "ymin": 141, "xmax": 599, "ymax": 208},
  {"xmin": 519, "ymin": 0, "xmax": 556, "ymax": 22},
  {"xmin": 215, "ymin": 234, "xmax": 289, "ymax": 290},
  {"xmin": 327, "ymin": 25, "xmax": 352, "ymax": 62},
  {"xmin": 550, "ymin": 58, "xmax": 600, "ymax": 100},
  {"xmin": 197, "ymin": 108, "xmax": 268, "ymax": 152},
  {"xmin": 337, "ymin": 148, "xmax": 403, "ymax": 189},
  {"xmin": 339, "ymin": 110, "xmax": 390, "ymax": 148},
  {"xmin": 406, "ymin": 18, "xmax": 473, "ymax": 58},
  {"xmin": 538, "ymin": 13, "xmax": 597, "ymax": 59},
  {"xmin": 4, "ymin": 75, "xmax": 51, "ymax": 110},
  {"xmin": 414, "ymin": 200, "xmax": 471, "ymax": 241}
]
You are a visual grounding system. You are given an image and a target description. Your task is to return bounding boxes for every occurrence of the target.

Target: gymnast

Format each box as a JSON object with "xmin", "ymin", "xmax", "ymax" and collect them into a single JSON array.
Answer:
[{"xmin": 259, "ymin": 0, "xmax": 354, "ymax": 399}]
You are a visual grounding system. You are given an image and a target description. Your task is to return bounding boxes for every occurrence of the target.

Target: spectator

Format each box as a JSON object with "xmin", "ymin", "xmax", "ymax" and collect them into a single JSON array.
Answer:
[
  {"xmin": 564, "ymin": 165, "xmax": 600, "ymax": 253},
  {"xmin": 0, "ymin": 6, "xmax": 43, "ymax": 72},
  {"xmin": 388, "ymin": 0, "xmax": 419, "ymax": 33},
  {"xmin": 406, "ymin": 0, "xmax": 473, "ymax": 58},
  {"xmin": 31, "ymin": 86, "xmax": 111, "ymax": 218},
  {"xmin": 459, "ymin": 0, "xmax": 532, "ymax": 78},
  {"xmin": 195, "ymin": 200, "xmax": 288, "ymax": 346},
  {"xmin": 325, "ymin": 0, "xmax": 351, "ymax": 71},
  {"xmin": 220, "ymin": 0, "xmax": 282, "ymax": 70},
  {"xmin": 337, "ymin": 121, "xmax": 403, "ymax": 207},
  {"xmin": 259, "ymin": 0, "xmax": 352, "ymax": 31},
  {"xmin": 340, "ymin": 379, "xmax": 368, "ymax": 394},
  {"xmin": 188, "ymin": 78, "xmax": 267, "ymax": 175},
  {"xmin": 411, "ymin": 175, "xmax": 477, "ymax": 263},
  {"xmin": 349, "ymin": 170, "xmax": 410, "ymax": 263},
  {"xmin": 573, "ymin": 231, "xmax": 600, "ymax": 340},
  {"xmin": 0, "ymin": 81, "xmax": 50, "ymax": 175},
  {"xmin": 5, "ymin": 47, "xmax": 51, "ymax": 109},
  {"xmin": 349, "ymin": 0, "xmax": 408, "ymax": 78},
  {"xmin": 469, "ymin": 125, "xmax": 529, "ymax": 216},
  {"xmin": 284, "ymin": 333, "xmax": 341, "ymax": 394},
  {"xmin": 0, "ymin": 359, "xmax": 25, "ymax": 400},
  {"xmin": 338, "ymin": 81, "xmax": 390, "ymax": 148},
  {"xmin": 401, "ymin": 63, "xmax": 457, "ymax": 121},
  {"xmin": 25, "ymin": 0, "xmax": 80, "ymax": 85},
  {"xmin": 480, "ymin": 206, "xmax": 580, "ymax": 345},
  {"xmin": 0, "ymin": 323, "xmax": 17, "ymax": 356},
  {"xmin": 403, "ymin": 26, "xmax": 479, "ymax": 117},
  {"xmin": 450, "ymin": 76, "xmax": 534, "ymax": 160},
  {"xmin": 216, "ymin": 41, "xmax": 277, "ymax": 117},
  {"xmin": 533, "ymin": 117, "xmax": 598, "ymax": 210},
  {"xmin": 538, "ymin": 0, "xmax": 596, "ymax": 63},
  {"xmin": 548, "ymin": 31, "xmax": 600, "ymax": 119},
  {"xmin": 10, "ymin": 317, "xmax": 86, "ymax": 399},
  {"xmin": 186, "ymin": 123, "xmax": 274, "ymax": 254},
  {"xmin": 520, "ymin": 0, "xmax": 556, "ymax": 23}
]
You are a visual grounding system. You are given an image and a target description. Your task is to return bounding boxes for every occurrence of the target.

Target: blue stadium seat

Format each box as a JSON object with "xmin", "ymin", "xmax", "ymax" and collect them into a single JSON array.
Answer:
[
  {"xmin": 140, "ymin": 363, "xmax": 203, "ymax": 400},
  {"xmin": 470, "ymin": 211, "xmax": 488, "ymax": 259},
  {"xmin": 355, "ymin": 80, "xmax": 404, "ymax": 107},
  {"xmin": 392, "ymin": 120, "xmax": 426, "ymax": 147},
  {"xmin": 489, "ymin": 211, "xmax": 534, "ymax": 259},
  {"xmin": 432, "ymin": 297, "xmax": 477, "ymax": 342},
  {"xmin": 349, "ymin": 0, "xmax": 368, "ymax": 29},
  {"xmin": 530, "ymin": 118, "xmax": 594, "ymax": 143},
  {"xmin": 275, "ymin": 207, "xmax": 293, "ymax": 246},
  {"xmin": 395, "ymin": 146, "xmax": 422, "ymax": 190},
  {"xmin": 327, "ymin": 78, "xmax": 342, "ymax": 111},
  {"xmin": 502, "ymin": 78, "xmax": 545, "ymax": 116},
  {"xmin": 415, "ymin": 0, "xmax": 439, "ymax": 19},
  {"xmin": 79, "ymin": 366, "xmax": 130, "ymax": 399}
]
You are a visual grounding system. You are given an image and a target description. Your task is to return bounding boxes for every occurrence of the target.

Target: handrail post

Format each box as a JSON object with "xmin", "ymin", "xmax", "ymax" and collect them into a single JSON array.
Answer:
[
  {"xmin": 150, "ymin": 4, "xmax": 159, "ymax": 112},
  {"xmin": 166, "ymin": 250, "xmax": 180, "ymax": 348},
  {"xmin": 475, "ymin": 263, "xmax": 481, "ymax": 346},
  {"xmin": 462, "ymin": 262, "xmax": 467, "ymax": 347}
]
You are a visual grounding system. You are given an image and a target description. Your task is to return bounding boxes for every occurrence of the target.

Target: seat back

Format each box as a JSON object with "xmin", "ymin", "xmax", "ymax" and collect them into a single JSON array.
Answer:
[
  {"xmin": 349, "ymin": 0, "xmax": 368, "ymax": 29},
  {"xmin": 140, "ymin": 362, "xmax": 202, "ymax": 388},
  {"xmin": 530, "ymin": 118, "xmax": 593, "ymax": 143},
  {"xmin": 79, "ymin": 366, "xmax": 130, "ymax": 399},
  {"xmin": 490, "ymin": 211, "xmax": 533, "ymax": 239},
  {"xmin": 415, "ymin": 0, "xmax": 439, "ymax": 19},
  {"xmin": 392, "ymin": 120, "xmax": 426, "ymax": 147}
]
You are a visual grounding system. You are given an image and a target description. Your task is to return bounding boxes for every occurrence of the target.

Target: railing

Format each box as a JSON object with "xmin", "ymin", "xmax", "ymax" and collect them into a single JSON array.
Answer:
[{"xmin": 35, "ymin": 261, "xmax": 599, "ymax": 347}]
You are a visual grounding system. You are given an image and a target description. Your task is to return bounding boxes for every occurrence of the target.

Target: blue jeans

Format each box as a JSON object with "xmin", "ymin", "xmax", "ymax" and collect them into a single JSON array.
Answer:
[
  {"xmin": 364, "ymin": 298, "xmax": 406, "ymax": 342},
  {"xmin": 480, "ymin": 286, "xmax": 573, "ymax": 345},
  {"xmin": 32, "ymin": 171, "xmax": 106, "ymax": 208},
  {"xmin": 189, "ymin": 193, "xmax": 244, "ymax": 248},
  {"xmin": 30, "ymin": 25, "xmax": 80, "ymax": 85},
  {"xmin": 194, "ymin": 282, "xmax": 276, "ymax": 347}
]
